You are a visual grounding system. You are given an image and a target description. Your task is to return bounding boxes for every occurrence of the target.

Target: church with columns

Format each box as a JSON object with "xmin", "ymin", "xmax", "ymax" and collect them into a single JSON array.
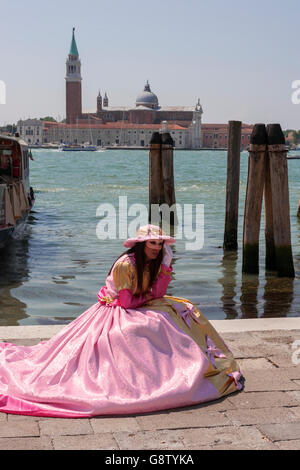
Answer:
[
  {"xmin": 64, "ymin": 28, "xmax": 203, "ymax": 149},
  {"xmin": 17, "ymin": 29, "xmax": 253, "ymax": 149}
]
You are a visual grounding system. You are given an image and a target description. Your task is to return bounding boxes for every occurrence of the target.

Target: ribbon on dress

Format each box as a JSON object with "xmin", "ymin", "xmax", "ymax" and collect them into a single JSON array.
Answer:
[
  {"xmin": 205, "ymin": 335, "xmax": 226, "ymax": 368},
  {"xmin": 178, "ymin": 303, "xmax": 202, "ymax": 329},
  {"xmin": 227, "ymin": 370, "xmax": 244, "ymax": 390},
  {"xmin": 97, "ymin": 286, "xmax": 118, "ymax": 305}
]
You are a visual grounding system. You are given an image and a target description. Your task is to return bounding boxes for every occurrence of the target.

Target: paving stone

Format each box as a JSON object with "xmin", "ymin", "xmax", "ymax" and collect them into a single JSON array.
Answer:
[
  {"xmin": 223, "ymin": 332, "xmax": 260, "ymax": 345},
  {"xmin": 0, "ymin": 419, "xmax": 40, "ymax": 438},
  {"xmin": 251, "ymin": 331, "xmax": 299, "ymax": 342},
  {"xmin": 182, "ymin": 425, "xmax": 273, "ymax": 449},
  {"xmin": 289, "ymin": 407, "xmax": 300, "ymax": 419},
  {"xmin": 266, "ymin": 353, "xmax": 297, "ymax": 368},
  {"xmin": 52, "ymin": 433, "xmax": 119, "ymax": 450},
  {"xmin": 208, "ymin": 441, "xmax": 277, "ymax": 450},
  {"xmin": 225, "ymin": 407, "xmax": 298, "ymax": 426},
  {"xmin": 180, "ymin": 445, "xmax": 212, "ymax": 450},
  {"xmin": 90, "ymin": 417, "xmax": 141, "ymax": 433},
  {"xmin": 7, "ymin": 413, "xmax": 40, "ymax": 423},
  {"xmin": 0, "ymin": 413, "xmax": 7, "ymax": 422},
  {"xmin": 285, "ymin": 367, "xmax": 300, "ymax": 379},
  {"xmin": 231, "ymin": 345, "xmax": 281, "ymax": 359},
  {"xmin": 242, "ymin": 370, "xmax": 298, "ymax": 392},
  {"xmin": 136, "ymin": 409, "xmax": 230, "ymax": 430},
  {"xmin": 227, "ymin": 391, "xmax": 299, "ymax": 408},
  {"xmin": 222, "ymin": 337, "xmax": 263, "ymax": 359},
  {"xmin": 274, "ymin": 440, "xmax": 300, "ymax": 450},
  {"xmin": 113, "ymin": 429, "xmax": 185, "ymax": 450},
  {"xmin": 232, "ymin": 330, "xmax": 296, "ymax": 352},
  {"xmin": 286, "ymin": 390, "xmax": 300, "ymax": 401},
  {"xmin": 39, "ymin": 417, "xmax": 93, "ymax": 436},
  {"xmin": 238, "ymin": 358, "xmax": 274, "ymax": 370},
  {"xmin": 253, "ymin": 344, "xmax": 291, "ymax": 357},
  {"xmin": 258, "ymin": 423, "xmax": 300, "ymax": 442},
  {"xmin": 244, "ymin": 332, "xmax": 294, "ymax": 356},
  {"xmin": 160, "ymin": 397, "xmax": 238, "ymax": 413},
  {"xmin": 190, "ymin": 397, "xmax": 238, "ymax": 412},
  {"xmin": 0, "ymin": 436, "xmax": 53, "ymax": 450}
]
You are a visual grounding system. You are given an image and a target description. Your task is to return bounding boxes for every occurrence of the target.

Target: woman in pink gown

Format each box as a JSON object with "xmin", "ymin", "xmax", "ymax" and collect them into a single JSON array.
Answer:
[{"xmin": 0, "ymin": 225, "xmax": 244, "ymax": 418}]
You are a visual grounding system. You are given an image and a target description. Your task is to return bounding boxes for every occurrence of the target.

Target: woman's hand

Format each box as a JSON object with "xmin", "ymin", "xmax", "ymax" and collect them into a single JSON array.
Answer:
[{"xmin": 162, "ymin": 244, "xmax": 173, "ymax": 267}]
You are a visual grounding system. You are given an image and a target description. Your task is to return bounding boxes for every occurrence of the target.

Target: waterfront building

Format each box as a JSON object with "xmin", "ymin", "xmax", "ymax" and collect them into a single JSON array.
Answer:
[
  {"xmin": 63, "ymin": 28, "xmax": 203, "ymax": 149},
  {"xmin": 16, "ymin": 119, "xmax": 188, "ymax": 149},
  {"xmin": 16, "ymin": 119, "xmax": 44, "ymax": 145},
  {"xmin": 201, "ymin": 124, "xmax": 253, "ymax": 151},
  {"xmin": 17, "ymin": 29, "xmax": 253, "ymax": 149},
  {"xmin": 17, "ymin": 119, "xmax": 253, "ymax": 150}
]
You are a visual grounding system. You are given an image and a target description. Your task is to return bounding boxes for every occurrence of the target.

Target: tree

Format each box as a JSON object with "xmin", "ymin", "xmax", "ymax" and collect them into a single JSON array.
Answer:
[
  {"xmin": 39, "ymin": 116, "xmax": 57, "ymax": 122},
  {"xmin": 292, "ymin": 130, "xmax": 300, "ymax": 144}
]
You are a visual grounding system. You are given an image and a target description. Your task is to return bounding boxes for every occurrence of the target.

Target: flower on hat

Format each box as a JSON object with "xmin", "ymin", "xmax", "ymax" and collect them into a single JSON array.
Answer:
[{"xmin": 123, "ymin": 224, "xmax": 175, "ymax": 248}]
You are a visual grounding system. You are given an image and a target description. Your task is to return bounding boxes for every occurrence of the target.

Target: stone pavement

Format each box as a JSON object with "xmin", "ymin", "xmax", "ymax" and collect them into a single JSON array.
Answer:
[{"xmin": 0, "ymin": 319, "xmax": 300, "ymax": 450}]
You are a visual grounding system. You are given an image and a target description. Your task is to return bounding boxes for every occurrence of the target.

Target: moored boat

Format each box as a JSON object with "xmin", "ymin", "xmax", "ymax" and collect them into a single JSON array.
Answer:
[
  {"xmin": 59, "ymin": 143, "xmax": 84, "ymax": 151},
  {"xmin": 59, "ymin": 143, "xmax": 98, "ymax": 151},
  {"xmin": 83, "ymin": 144, "xmax": 98, "ymax": 151},
  {"xmin": 0, "ymin": 134, "xmax": 35, "ymax": 248}
]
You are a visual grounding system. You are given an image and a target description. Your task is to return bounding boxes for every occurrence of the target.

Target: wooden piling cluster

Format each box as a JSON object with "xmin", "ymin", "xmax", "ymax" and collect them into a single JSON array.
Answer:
[
  {"xmin": 224, "ymin": 121, "xmax": 294, "ymax": 278},
  {"xmin": 242, "ymin": 123, "xmax": 295, "ymax": 277},
  {"xmin": 149, "ymin": 132, "xmax": 176, "ymax": 226}
]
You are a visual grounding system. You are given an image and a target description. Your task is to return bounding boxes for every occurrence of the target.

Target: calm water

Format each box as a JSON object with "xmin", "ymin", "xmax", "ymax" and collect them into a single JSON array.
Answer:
[{"xmin": 0, "ymin": 148, "xmax": 300, "ymax": 326}]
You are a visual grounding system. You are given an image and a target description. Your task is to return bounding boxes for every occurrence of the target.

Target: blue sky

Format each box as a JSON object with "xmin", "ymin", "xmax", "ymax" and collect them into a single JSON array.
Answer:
[{"xmin": 1, "ymin": 0, "xmax": 300, "ymax": 128}]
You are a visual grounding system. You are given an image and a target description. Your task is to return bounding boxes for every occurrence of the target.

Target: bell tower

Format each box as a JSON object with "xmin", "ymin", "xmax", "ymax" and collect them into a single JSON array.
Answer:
[
  {"xmin": 65, "ymin": 28, "xmax": 82, "ymax": 124},
  {"xmin": 97, "ymin": 91, "xmax": 102, "ymax": 115},
  {"xmin": 103, "ymin": 92, "xmax": 109, "ymax": 107},
  {"xmin": 189, "ymin": 98, "xmax": 203, "ymax": 149}
]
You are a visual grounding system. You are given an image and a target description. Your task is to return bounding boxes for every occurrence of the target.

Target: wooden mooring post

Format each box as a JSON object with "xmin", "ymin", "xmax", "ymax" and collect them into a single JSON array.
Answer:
[
  {"xmin": 297, "ymin": 198, "xmax": 300, "ymax": 219},
  {"xmin": 266, "ymin": 124, "xmax": 295, "ymax": 278},
  {"xmin": 149, "ymin": 132, "xmax": 163, "ymax": 225},
  {"xmin": 264, "ymin": 128, "xmax": 276, "ymax": 271},
  {"xmin": 148, "ymin": 131, "xmax": 176, "ymax": 226},
  {"xmin": 224, "ymin": 120, "xmax": 241, "ymax": 250},
  {"xmin": 161, "ymin": 132, "xmax": 176, "ymax": 226},
  {"xmin": 242, "ymin": 124, "xmax": 267, "ymax": 274}
]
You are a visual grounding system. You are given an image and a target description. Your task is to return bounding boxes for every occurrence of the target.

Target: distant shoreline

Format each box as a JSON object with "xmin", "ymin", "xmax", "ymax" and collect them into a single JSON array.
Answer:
[{"xmin": 30, "ymin": 145, "xmax": 231, "ymax": 151}]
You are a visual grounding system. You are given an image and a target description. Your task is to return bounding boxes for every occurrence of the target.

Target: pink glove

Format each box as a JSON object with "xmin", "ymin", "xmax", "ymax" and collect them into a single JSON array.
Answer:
[
  {"xmin": 117, "ymin": 264, "xmax": 173, "ymax": 308},
  {"xmin": 162, "ymin": 244, "xmax": 173, "ymax": 267}
]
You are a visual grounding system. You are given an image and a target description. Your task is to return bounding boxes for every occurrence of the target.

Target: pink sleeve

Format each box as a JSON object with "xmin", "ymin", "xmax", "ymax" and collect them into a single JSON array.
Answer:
[
  {"xmin": 113, "ymin": 264, "xmax": 173, "ymax": 309},
  {"xmin": 115, "ymin": 289, "xmax": 152, "ymax": 309},
  {"xmin": 148, "ymin": 264, "xmax": 173, "ymax": 298}
]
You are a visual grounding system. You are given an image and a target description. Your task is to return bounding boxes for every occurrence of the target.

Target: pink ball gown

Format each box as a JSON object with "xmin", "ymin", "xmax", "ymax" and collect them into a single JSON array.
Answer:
[{"xmin": 0, "ymin": 253, "xmax": 244, "ymax": 418}]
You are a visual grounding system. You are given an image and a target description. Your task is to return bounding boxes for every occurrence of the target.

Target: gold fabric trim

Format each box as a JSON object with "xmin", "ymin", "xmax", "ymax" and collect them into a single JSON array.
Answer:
[
  {"xmin": 113, "ymin": 261, "xmax": 135, "ymax": 292},
  {"xmin": 140, "ymin": 295, "xmax": 242, "ymax": 398},
  {"xmin": 161, "ymin": 268, "xmax": 172, "ymax": 276},
  {"xmin": 99, "ymin": 295, "xmax": 115, "ymax": 305},
  {"xmin": 113, "ymin": 259, "xmax": 152, "ymax": 295}
]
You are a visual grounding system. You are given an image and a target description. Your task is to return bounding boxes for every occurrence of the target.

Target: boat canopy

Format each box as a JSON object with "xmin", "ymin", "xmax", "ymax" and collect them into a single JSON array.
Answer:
[{"xmin": 0, "ymin": 135, "xmax": 29, "ymax": 187}]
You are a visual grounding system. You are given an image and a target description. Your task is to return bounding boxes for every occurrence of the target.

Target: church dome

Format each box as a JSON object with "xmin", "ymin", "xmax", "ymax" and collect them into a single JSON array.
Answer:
[{"xmin": 136, "ymin": 81, "xmax": 159, "ymax": 109}]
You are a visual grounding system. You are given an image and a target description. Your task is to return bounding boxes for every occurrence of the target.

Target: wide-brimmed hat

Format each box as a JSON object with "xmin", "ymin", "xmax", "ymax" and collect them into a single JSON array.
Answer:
[{"xmin": 123, "ymin": 224, "xmax": 176, "ymax": 248}]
